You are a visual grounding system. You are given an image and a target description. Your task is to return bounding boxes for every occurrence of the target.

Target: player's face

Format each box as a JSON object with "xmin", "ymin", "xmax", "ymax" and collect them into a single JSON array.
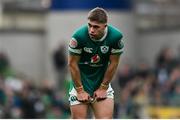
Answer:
[{"xmin": 88, "ymin": 20, "xmax": 107, "ymax": 40}]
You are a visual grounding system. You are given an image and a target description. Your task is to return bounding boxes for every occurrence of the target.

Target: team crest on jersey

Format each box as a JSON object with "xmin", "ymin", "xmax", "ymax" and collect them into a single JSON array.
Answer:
[
  {"xmin": 91, "ymin": 54, "xmax": 100, "ymax": 63},
  {"xmin": 69, "ymin": 39, "xmax": 77, "ymax": 48},
  {"xmin": 100, "ymin": 46, "xmax": 109, "ymax": 54}
]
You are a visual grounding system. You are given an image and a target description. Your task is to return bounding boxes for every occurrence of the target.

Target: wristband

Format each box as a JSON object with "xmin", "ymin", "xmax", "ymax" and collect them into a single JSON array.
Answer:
[
  {"xmin": 75, "ymin": 86, "xmax": 83, "ymax": 93},
  {"xmin": 100, "ymin": 83, "xmax": 109, "ymax": 90}
]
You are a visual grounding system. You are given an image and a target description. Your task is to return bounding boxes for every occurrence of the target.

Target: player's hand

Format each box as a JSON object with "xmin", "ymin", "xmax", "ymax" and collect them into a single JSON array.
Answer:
[
  {"xmin": 93, "ymin": 88, "xmax": 107, "ymax": 101},
  {"xmin": 77, "ymin": 90, "xmax": 90, "ymax": 103}
]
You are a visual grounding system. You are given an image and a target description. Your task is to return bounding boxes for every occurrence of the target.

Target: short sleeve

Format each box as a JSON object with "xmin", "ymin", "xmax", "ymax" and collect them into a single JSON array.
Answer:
[
  {"xmin": 68, "ymin": 37, "xmax": 82, "ymax": 55},
  {"xmin": 111, "ymin": 38, "xmax": 124, "ymax": 55}
]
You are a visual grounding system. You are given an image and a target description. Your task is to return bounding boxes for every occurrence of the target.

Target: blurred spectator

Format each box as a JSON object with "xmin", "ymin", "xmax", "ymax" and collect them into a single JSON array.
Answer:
[
  {"xmin": 155, "ymin": 47, "xmax": 179, "ymax": 86},
  {"xmin": 117, "ymin": 63, "xmax": 135, "ymax": 89},
  {"xmin": 166, "ymin": 67, "xmax": 180, "ymax": 106},
  {"xmin": 169, "ymin": 81, "xmax": 180, "ymax": 106},
  {"xmin": 41, "ymin": 80, "xmax": 70, "ymax": 118},
  {"xmin": 156, "ymin": 47, "xmax": 178, "ymax": 71},
  {"xmin": 150, "ymin": 88, "xmax": 164, "ymax": 106},
  {"xmin": 0, "ymin": 52, "xmax": 15, "ymax": 78},
  {"xmin": 177, "ymin": 44, "xmax": 180, "ymax": 62},
  {"xmin": 20, "ymin": 80, "xmax": 37, "ymax": 118},
  {"xmin": 52, "ymin": 44, "xmax": 67, "ymax": 90},
  {"xmin": 135, "ymin": 62, "xmax": 152, "ymax": 79},
  {"xmin": 0, "ymin": 52, "xmax": 9, "ymax": 72}
]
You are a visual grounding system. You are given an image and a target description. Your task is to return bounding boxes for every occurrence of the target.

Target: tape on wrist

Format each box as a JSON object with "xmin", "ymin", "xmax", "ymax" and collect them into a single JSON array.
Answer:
[
  {"xmin": 75, "ymin": 86, "xmax": 83, "ymax": 93},
  {"xmin": 100, "ymin": 83, "xmax": 108, "ymax": 89}
]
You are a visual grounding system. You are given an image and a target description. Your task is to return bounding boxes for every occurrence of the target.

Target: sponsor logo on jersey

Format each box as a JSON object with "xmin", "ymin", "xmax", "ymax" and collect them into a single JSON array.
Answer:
[
  {"xmin": 100, "ymin": 46, "xmax": 109, "ymax": 54},
  {"xmin": 90, "ymin": 64, "xmax": 103, "ymax": 67},
  {"xmin": 69, "ymin": 39, "xmax": 77, "ymax": 48},
  {"xmin": 91, "ymin": 54, "xmax": 100, "ymax": 63},
  {"xmin": 84, "ymin": 47, "xmax": 93, "ymax": 53}
]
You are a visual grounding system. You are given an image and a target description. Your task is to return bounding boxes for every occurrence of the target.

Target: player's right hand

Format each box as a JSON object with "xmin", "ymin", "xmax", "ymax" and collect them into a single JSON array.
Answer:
[{"xmin": 77, "ymin": 90, "xmax": 90, "ymax": 103}]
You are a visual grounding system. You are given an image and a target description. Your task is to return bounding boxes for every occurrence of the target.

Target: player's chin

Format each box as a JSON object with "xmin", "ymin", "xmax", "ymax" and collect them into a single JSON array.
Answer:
[
  {"xmin": 89, "ymin": 34, "xmax": 96, "ymax": 39},
  {"xmin": 90, "ymin": 35, "xmax": 95, "ymax": 39}
]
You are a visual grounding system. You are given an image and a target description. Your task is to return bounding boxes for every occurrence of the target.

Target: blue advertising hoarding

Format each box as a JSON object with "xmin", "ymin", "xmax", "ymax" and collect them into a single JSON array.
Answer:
[{"xmin": 50, "ymin": 0, "xmax": 132, "ymax": 11}]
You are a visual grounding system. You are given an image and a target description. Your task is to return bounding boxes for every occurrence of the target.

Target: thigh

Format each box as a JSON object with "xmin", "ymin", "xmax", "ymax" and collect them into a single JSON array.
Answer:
[
  {"xmin": 69, "ymin": 87, "xmax": 89, "ymax": 118},
  {"xmin": 91, "ymin": 98, "xmax": 114, "ymax": 119},
  {"xmin": 70, "ymin": 104, "xmax": 89, "ymax": 119}
]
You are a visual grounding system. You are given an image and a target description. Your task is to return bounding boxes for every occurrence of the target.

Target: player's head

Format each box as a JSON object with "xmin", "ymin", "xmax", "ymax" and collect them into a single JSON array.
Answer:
[
  {"xmin": 87, "ymin": 7, "xmax": 108, "ymax": 40},
  {"xmin": 88, "ymin": 7, "xmax": 108, "ymax": 24}
]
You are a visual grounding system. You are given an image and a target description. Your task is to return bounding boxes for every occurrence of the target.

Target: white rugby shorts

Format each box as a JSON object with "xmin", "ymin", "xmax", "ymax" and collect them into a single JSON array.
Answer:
[{"xmin": 69, "ymin": 84, "xmax": 114, "ymax": 106}]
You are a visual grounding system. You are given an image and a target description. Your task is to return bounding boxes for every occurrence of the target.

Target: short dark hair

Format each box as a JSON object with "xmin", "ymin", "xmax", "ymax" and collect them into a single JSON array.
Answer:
[{"xmin": 88, "ymin": 7, "xmax": 108, "ymax": 24}]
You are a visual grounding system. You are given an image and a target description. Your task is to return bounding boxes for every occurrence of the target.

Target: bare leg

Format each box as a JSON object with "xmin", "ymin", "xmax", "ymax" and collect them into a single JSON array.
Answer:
[
  {"xmin": 91, "ymin": 98, "xmax": 114, "ymax": 119},
  {"xmin": 70, "ymin": 104, "xmax": 89, "ymax": 119}
]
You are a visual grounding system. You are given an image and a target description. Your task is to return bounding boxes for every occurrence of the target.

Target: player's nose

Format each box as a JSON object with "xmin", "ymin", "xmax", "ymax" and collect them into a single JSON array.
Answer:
[{"xmin": 90, "ymin": 27, "xmax": 95, "ymax": 34}]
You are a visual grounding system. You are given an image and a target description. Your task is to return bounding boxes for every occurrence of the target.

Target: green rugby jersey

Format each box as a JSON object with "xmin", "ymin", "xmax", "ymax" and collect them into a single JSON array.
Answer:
[{"xmin": 68, "ymin": 25, "xmax": 124, "ymax": 96}]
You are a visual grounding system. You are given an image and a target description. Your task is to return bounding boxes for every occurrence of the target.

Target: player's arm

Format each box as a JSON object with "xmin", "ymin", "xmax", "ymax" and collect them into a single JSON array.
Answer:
[
  {"xmin": 101, "ymin": 55, "xmax": 120, "ymax": 88},
  {"xmin": 68, "ymin": 55, "xmax": 82, "ymax": 89},
  {"xmin": 94, "ymin": 38, "xmax": 124, "ymax": 100},
  {"xmin": 68, "ymin": 38, "xmax": 83, "ymax": 90},
  {"xmin": 68, "ymin": 54, "xmax": 90, "ymax": 102},
  {"xmin": 68, "ymin": 38, "xmax": 90, "ymax": 102},
  {"xmin": 93, "ymin": 55, "xmax": 120, "ymax": 100},
  {"xmin": 100, "ymin": 39, "xmax": 124, "ymax": 89}
]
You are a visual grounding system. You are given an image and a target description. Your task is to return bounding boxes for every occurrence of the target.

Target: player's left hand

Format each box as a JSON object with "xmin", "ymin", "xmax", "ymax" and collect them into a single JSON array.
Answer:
[{"xmin": 93, "ymin": 88, "xmax": 107, "ymax": 101}]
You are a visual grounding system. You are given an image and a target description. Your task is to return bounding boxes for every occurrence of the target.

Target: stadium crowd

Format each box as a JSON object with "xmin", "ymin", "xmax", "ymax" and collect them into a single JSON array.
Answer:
[
  {"xmin": 0, "ymin": 46, "xmax": 179, "ymax": 118},
  {"xmin": 116, "ymin": 47, "xmax": 180, "ymax": 118}
]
